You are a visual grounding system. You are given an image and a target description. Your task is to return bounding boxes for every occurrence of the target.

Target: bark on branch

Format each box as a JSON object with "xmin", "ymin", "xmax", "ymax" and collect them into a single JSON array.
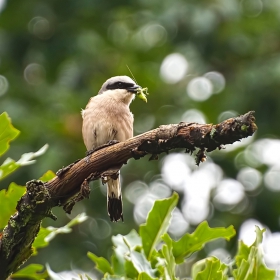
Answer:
[{"xmin": 0, "ymin": 111, "xmax": 257, "ymax": 279}]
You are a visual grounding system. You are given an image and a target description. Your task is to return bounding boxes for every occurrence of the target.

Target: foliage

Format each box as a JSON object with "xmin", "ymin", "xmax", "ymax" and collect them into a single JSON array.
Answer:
[
  {"xmin": 12, "ymin": 264, "xmax": 48, "ymax": 280},
  {"xmin": 0, "ymin": 182, "xmax": 25, "ymax": 229},
  {"xmin": 232, "ymin": 227, "xmax": 275, "ymax": 280},
  {"xmin": 87, "ymin": 194, "xmax": 234, "ymax": 279},
  {"xmin": 0, "ymin": 112, "xmax": 20, "ymax": 157},
  {"xmin": 0, "ymin": 112, "xmax": 49, "ymax": 182},
  {"xmin": 1, "ymin": 0, "xmax": 280, "ymax": 274},
  {"xmin": 0, "ymin": 113, "xmax": 87, "ymax": 279},
  {"xmin": 86, "ymin": 193, "xmax": 275, "ymax": 280},
  {"xmin": 0, "ymin": 112, "xmax": 49, "ymax": 229},
  {"xmin": 1, "ymin": 0, "xmax": 280, "ymax": 273},
  {"xmin": 0, "ymin": 113, "xmax": 276, "ymax": 278}
]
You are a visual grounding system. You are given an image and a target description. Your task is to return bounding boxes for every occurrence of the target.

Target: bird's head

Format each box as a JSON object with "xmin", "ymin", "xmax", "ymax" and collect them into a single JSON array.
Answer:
[{"xmin": 98, "ymin": 76, "xmax": 141, "ymax": 105}]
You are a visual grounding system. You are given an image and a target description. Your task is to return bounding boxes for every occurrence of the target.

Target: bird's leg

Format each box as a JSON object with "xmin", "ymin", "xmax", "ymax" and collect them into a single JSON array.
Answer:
[{"xmin": 85, "ymin": 140, "xmax": 119, "ymax": 162}]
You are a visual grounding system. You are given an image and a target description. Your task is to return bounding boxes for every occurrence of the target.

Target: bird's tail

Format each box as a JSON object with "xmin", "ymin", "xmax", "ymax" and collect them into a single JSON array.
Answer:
[{"xmin": 107, "ymin": 176, "xmax": 123, "ymax": 222}]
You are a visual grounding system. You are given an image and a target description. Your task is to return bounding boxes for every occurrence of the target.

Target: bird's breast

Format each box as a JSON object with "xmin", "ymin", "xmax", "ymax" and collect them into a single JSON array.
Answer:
[{"xmin": 82, "ymin": 96, "xmax": 133, "ymax": 150}]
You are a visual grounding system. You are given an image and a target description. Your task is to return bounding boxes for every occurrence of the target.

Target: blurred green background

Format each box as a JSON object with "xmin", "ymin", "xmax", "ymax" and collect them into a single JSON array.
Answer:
[{"xmin": 1, "ymin": 0, "xmax": 280, "ymax": 277}]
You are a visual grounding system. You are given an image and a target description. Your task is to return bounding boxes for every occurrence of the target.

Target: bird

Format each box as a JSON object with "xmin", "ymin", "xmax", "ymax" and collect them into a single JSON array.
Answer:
[{"xmin": 81, "ymin": 76, "xmax": 141, "ymax": 222}]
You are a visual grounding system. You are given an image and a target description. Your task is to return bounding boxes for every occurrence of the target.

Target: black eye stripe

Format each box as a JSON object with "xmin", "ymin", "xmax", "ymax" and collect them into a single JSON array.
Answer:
[{"xmin": 106, "ymin": 82, "xmax": 134, "ymax": 90}]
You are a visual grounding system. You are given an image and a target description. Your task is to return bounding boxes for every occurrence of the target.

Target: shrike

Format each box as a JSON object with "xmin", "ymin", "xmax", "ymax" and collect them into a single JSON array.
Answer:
[{"xmin": 81, "ymin": 76, "xmax": 141, "ymax": 222}]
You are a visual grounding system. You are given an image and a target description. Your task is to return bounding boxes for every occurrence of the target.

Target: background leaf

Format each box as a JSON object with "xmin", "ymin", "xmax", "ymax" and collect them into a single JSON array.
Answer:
[
  {"xmin": 0, "ymin": 145, "xmax": 49, "ymax": 181},
  {"xmin": 171, "ymin": 221, "xmax": 235, "ymax": 263},
  {"xmin": 87, "ymin": 252, "xmax": 114, "ymax": 275},
  {"xmin": 193, "ymin": 257, "xmax": 228, "ymax": 280},
  {"xmin": 139, "ymin": 192, "xmax": 178, "ymax": 260},
  {"xmin": 159, "ymin": 234, "xmax": 177, "ymax": 280},
  {"xmin": 112, "ymin": 229, "xmax": 142, "ymax": 276},
  {"xmin": 12, "ymin": 264, "xmax": 48, "ymax": 280},
  {"xmin": 39, "ymin": 170, "xmax": 56, "ymax": 182},
  {"xmin": 0, "ymin": 182, "xmax": 25, "ymax": 230},
  {"xmin": 233, "ymin": 226, "xmax": 275, "ymax": 280},
  {"xmin": 32, "ymin": 227, "xmax": 52, "ymax": 255},
  {"xmin": 125, "ymin": 250, "xmax": 156, "ymax": 278},
  {"xmin": 32, "ymin": 214, "xmax": 88, "ymax": 255},
  {"xmin": 0, "ymin": 112, "xmax": 20, "ymax": 157},
  {"xmin": 44, "ymin": 213, "xmax": 88, "ymax": 243},
  {"xmin": 0, "ymin": 158, "xmax": 20, "ymax": 181}
]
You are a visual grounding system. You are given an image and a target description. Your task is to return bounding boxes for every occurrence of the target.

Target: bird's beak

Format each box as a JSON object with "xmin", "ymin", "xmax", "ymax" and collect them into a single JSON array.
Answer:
[{"xmin": 127, "ymin": 84, "xmax": 141, "ymax": 93}]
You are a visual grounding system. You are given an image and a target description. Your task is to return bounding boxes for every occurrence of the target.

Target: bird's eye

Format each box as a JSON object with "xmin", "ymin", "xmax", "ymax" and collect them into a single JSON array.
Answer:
[{"xmin": 118, "ymin": 82, "xmax": 123, "ymax": 86}]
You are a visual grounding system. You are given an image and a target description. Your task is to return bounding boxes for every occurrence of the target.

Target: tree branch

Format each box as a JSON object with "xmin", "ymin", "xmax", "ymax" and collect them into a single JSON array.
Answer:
[{"xmin": 0, "ymin": 111, "xmax": 257, "ymax": 279}]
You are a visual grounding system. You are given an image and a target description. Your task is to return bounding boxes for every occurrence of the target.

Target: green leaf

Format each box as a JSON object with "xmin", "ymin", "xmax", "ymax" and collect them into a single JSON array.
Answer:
[
  {"xmin": 233, "ymin": 226, "xmax": 275, "ymax": 280},
  {"xmin": 12, "ymin": 264, "xmax": 48, "ymax": 279},
  {"xmin": 125, "ymin": 250, "xmax": 156, "ymax": 279},
  {"xmin": 112, "ymin": 253, "xmax": 125, "ymax": 276},
  {"xmin": 39, "ymin": 170, "xmax": 56, "ymax": 182},
  {"xmin": 160, "ymin": 234, "xmax": 177, "ymax": 280},
  {"xmin": 192, "ymin": 257, "xmax": 228, "ymax": 280},
  {"xmin": 0, "ymin": 182, "xmax": 25, "ymax": 230},
  {"xmin": 87, "ymin": 252, "xmax": 114, "ymax": 275},
  {"xmin": 235, "ymin": 240, "xmax": 250, "ymax": 269},
  {"xmin": 44, "ymin": 213, "xmax": 88, "ymax": 243},
  {"xmin": 172, "ymin": 221, "xmax": 236, "ymax": 263},
  {"xmin": 139, "ymin": 192, "xmax": 178, "ymax": 260},
  {"xmin": 122, "ymin": 229, "xmax": 142, "ymax": 249},
  {"xmin": 33, "ymin": 214, "xmax": 87, "ymax": 255},
  {"xmin": 32, "ymin": 227, "xmax": 52, "ymax": 255},
  {"xmin": 137, "ymin": 272, "xmax": 157, "ymax": 280},
  {"xmin": 123, "ymin": 259, "xmax": 139, "ymax": 279},
  {"xmin": 0, "ymin": 144, "xmax": 49, "ymax": 181},
  {"xmin": 125, "ymin": 258, "xmax": 139, "ymax": 279},
  {"xmin": 0, "ymin": 112, "xmax": 20, "ymax": 157},
  {"xmin": 102, "ymin": 275, "xmax": 129, "ymax": 280},
  {"xmin": 112, "ymin": 229, "xmax": 141, "ymax": 275},
  {"xmin": 0, "ymin": 158, "xmax": 20, "ymax": 181}
]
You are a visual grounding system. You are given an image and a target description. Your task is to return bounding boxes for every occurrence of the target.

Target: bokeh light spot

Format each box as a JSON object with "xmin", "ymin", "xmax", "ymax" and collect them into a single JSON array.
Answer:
[
  {"xmin": 134, "ymin": 194, "xmax": 157, "ymax": 224},
  {"xmin": 204, "ymin": 71, "xmax": 226, "ymax": 93},
  {"xmin": 0, "ymin": 75, "xmax": 9, "ymax": 96},
  {"xmin": 187, "ymin": 77, "xmax": 213, "ymax": 101},
  {"xmin": 143, "ymin": 24, "xmax": 167, "ymax": 47},
  {"xmin": 241, "ymin": 0, "xmax": 263, "ymax": 17},
  {"xmin": 221, "ymin": 134, "xmax": 254, "ymax": 153},
  {"xmin": 90, "ymin": 218, "xmax": 112, "ymax": 240},
  {"xmin": 160, "ymin": 53, "xmax": 188, "ymax": 84},
  {"xmin": 181, "ymin": 109, "xmax": 206, "ymax": 124},
  {"xmin": 161, "ymin": 154, "xmax": 191, "ymax": 191},
  {"xmin": 28, "ymin": 16, "xmax": 53, "ymax": 40},
  {"xmin": 24, "ymin": 63, "xmax": 45, "ymax": 85},
  {"xmin": 168, "ymin": 208, "xmax": 189, "ymax": 237},
  {"xmin": 125, "ymin": 181, "xmax": 149, "ymax": 204},
  {"xmin": 237, "ymin": 167, "xmax": 262, "ymax": 192},
  {"xmin": 264, "ymin": 167, "xmax": 280, "ymax": 191},
  {"xmin": 218, "ymin": 110, "xmax": 238, "ymax": 122},
  {"xmin": 0, "ymin": 0, "xmax": 6, "ymax": 13},
  {"xmin": 182, "ymin": 197, "xmax": 209, "ymax": 225},
  {"xmin": 213, "ymin": 179, "xmax": 245, "ymax": 211},
  {"xmin": 264, "ymin": 232, "xmax": 280, "ymax": 273},
  {"xmin": 245, "ymin": 139, "xmax": 280, "ymax": 167},
  {"xmin": 239, "ymin": 219, "xmax": 265, "ymax": 246}
]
